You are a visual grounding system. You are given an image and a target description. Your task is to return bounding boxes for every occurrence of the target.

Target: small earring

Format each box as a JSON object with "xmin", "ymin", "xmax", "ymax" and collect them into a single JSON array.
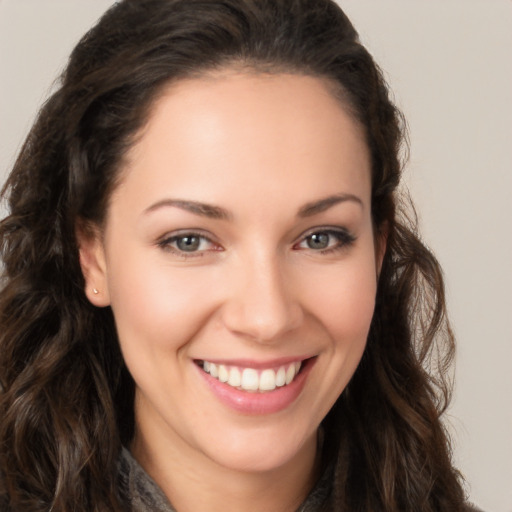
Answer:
[{"xmin": 93, "ymin": 288, "xmax": 99, "ymax": 295}]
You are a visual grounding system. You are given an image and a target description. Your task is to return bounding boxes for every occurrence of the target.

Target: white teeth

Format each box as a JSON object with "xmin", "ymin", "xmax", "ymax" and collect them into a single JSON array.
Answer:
[
  {"xmin": 241, "ymin": 368, "xmax": 259, "ymax": 391},
  {"xmin": 218, "ymin": 365, "xmax": 229, "ymax": 383},
  {"xmin": 201, "ymin": 360, "xmax": 303, "ymax": 392},
  {"xmin": 275, "ymin": 366, "xmax": 286, "ymax": 387},
  {"xmin": 228, "ymin": 367, "xmax": 241, "ymax": 387},
  {"xmin": 285, "ymin": 364, "xmax": 296, "ymax": 385},
  {"xmin": 209, "ymin": 363, "xmax": 219, "ymax": 378},
  {"xmin": 259, "ymin": 369, "xmax": 277, "ymax": 391}
]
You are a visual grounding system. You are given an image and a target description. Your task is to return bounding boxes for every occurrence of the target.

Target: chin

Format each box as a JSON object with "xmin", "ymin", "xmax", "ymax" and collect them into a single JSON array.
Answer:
[{"xmin": 197, "ymin": 422, "xmax": 317, "ymax": 474}]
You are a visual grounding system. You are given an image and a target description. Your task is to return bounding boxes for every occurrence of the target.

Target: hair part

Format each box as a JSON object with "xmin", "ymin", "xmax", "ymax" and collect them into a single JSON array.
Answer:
[{"xmin": 1, "ymin": 1, "xmax": 465, "ymax": 510}]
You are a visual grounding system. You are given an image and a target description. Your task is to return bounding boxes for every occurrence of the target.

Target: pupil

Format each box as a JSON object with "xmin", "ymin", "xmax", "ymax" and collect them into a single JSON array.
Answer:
[
  {"xmin": 308, "ymin": 233, "xmax": 329, "ymax": 249},
  {"xmin": 177, "ymin": 236, "xmax": 200, "ymax": 252}
]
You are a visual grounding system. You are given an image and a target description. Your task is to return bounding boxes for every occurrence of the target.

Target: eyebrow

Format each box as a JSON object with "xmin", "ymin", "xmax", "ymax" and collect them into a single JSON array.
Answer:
[
  {"xmin": 297, "ymin": 193, "xmax": 363, "ymax": 217},
  {"xmin": 143, "ymin": 192, "xmax": 363, "ymax": 220},
  {"xmin": 144, "ymin": 199, "xmax": 231, "ymax": 220}
]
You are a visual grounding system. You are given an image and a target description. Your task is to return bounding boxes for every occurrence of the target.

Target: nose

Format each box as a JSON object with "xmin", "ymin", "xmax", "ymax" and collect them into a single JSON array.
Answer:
[{"xmin": 220, "ymin": 255, "xmax": 303, "ymax": 343}]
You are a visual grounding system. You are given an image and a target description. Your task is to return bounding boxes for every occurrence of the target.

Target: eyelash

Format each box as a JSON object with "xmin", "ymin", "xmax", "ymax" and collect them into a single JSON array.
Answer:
[{"xmin": 157, "ymin": 227, "xmax": 356, "ymax": 258}]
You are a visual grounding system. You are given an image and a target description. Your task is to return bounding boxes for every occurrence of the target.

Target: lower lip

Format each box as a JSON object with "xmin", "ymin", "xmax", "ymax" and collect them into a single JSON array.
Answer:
[{"xmin": 196, "ymin": 359, "xmax": 315, "ymax": 415}]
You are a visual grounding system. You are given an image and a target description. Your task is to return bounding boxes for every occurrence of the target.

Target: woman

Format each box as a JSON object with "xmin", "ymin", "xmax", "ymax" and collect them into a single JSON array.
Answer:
[{"xmin": 0, "ymin": 0, "xmax": 478, "ymax": 510}]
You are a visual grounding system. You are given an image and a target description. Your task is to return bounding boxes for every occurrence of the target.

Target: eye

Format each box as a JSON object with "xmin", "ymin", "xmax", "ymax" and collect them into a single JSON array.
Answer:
[
  {"xmin": 157, "ymin": 232, "xmax": 219, "ymax": 255},
  {"xmin": 174, "ymin": 234, "xmax": 204, "ymax": 252},
  {"xmin": 295, "ymin": 228, "xmax": 355, "ymax": 253},
  {"xmin": 305, "ymin": 232, "xmax": 331, "ymax": 250}
]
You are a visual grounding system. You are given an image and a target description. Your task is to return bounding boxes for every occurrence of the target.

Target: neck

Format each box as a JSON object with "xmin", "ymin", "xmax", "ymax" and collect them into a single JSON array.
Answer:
[{"xmin": 130, "ymin": 425, "xmax": 320, "ymax": 512}]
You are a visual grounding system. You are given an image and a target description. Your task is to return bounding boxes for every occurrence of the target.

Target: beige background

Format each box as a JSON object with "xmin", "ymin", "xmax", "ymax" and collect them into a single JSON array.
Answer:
[{"xmin": 1, "ymin": 1, "xmax": 511, "ymax": 511}]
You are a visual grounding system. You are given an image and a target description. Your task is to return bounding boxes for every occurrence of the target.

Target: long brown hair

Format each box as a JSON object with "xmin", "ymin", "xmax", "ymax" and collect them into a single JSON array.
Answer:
[{"xmin": 0, "ymin": 0, "xmax": 466, "ymax": 510}]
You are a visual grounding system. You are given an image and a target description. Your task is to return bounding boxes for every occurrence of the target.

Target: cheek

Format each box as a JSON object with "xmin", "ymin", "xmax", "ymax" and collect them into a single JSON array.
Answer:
[
  {"xmin": 106, "ymin": 251, "xmax": 219, "ymax": 355},
  {"xmin": 300, "ymin": 254, "xmax": 378, "ymax": 345}
]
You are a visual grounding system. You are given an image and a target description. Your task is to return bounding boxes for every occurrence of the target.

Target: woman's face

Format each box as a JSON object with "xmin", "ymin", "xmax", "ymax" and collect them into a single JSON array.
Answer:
[{"xmin": 81, "ymin": 72, "xmax": 382, "ymax": 474}]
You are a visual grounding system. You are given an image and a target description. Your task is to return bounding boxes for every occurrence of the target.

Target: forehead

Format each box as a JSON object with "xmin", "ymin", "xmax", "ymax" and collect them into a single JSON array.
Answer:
[{"xmin": 114, "ymin": 71, "xmax": 371, "ymax": 214}]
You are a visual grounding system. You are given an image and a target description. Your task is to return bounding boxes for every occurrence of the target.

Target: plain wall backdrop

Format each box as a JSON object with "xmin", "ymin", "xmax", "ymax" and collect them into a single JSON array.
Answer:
[{"xmin": 1, "ymin": 1, "xmax": 511, "ymax": 511}]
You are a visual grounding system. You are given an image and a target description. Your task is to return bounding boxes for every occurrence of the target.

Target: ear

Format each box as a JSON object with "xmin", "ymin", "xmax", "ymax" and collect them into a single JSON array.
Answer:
[
  {"xmin": 76, "ymin": 220, "xmax": 111, "ymax": 307},
  {"xmin": 374, "ymin": 221, "xmax": 388, "ymax": 278}
]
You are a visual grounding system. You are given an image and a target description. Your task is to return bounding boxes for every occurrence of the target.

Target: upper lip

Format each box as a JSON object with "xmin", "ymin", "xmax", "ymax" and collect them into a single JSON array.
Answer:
[{"xmin": 194, "ymin": 355, "xmax": 315, "ymax": 370}]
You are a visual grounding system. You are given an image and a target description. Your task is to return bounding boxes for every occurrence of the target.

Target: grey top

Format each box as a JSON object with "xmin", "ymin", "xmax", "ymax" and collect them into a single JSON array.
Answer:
[
  {"xmin": 117, "ymin": 447, "xmax": 484, "ymax": 512},
  {"xmin": 117, "ymin": 447, "xmax": 331, "ymax": 512}
]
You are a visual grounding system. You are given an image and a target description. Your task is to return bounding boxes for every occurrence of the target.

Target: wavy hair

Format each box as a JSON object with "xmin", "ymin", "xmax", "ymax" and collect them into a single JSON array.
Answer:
[{"xmin": 0, "ymin": 0, "xmax": 466, "ymax": 510}]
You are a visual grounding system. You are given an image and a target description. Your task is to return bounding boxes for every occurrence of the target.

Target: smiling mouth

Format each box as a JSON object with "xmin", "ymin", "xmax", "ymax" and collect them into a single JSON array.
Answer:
[{"xmin": 197, "ymin": 360, "xmax": 305, "ymax": 393}]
